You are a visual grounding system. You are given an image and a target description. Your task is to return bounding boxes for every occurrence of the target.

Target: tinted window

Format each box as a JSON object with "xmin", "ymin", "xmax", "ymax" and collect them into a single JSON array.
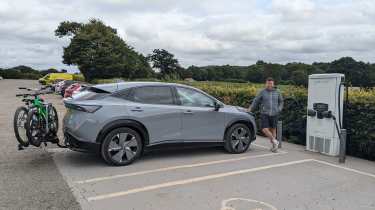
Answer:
[
  {"xmin": 131, "ymin": 86, "xmax": 174, "ymax": 105},
  {"xmin": 176, "ymin": 87, "xmax": 214, "ymax": 107},
  {"xmin": 112, "ymin": 88, "xmax": 132, "ymax": 100}
]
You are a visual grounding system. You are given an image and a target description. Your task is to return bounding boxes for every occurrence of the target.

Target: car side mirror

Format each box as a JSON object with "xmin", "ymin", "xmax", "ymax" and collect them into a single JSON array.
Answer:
[{"xmin": 214, "ymin": 102, "xmax": 221, "ymax": 111}]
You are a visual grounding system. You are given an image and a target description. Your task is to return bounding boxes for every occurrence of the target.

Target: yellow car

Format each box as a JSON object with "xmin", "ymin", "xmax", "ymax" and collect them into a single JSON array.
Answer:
[{"xmin": 39, "ymin": 73, "xmax": 73, "ymax": 85}]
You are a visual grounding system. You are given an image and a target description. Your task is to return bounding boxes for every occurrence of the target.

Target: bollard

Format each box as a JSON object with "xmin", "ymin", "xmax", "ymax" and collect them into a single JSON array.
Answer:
[
  {"xmin": 339, "ymin": 129, "xmax": 347, "ymax": 163},
  {"xmin": 277, "ymin": 121, "xmax": 282, "ymax": 148}
]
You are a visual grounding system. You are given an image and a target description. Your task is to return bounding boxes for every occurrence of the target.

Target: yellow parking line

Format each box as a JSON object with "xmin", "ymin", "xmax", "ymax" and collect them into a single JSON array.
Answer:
[
  {"xmin": 76, "ymin": 150, "xmax": 287, "ymax": 184},
  {"xmin": 87, "ymin": 159, "xmax": 313, "ymax": 201}
]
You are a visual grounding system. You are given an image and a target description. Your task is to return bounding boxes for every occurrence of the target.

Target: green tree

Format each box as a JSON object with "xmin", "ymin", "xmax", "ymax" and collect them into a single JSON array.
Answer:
[
  {"xmin": 370, "ymin": 64, "xmax": 375, "ymax": 87},
  {"xmin": 328, "ymin": 57, "xmax": 371, "ymax": 87},
  {"xmin": 245, "ymin": 65, "xmax": 263, "ymax": 83},
  {"xmin": 55, "ymin": 19, "xmax": 152, "ymax": 82},
  {"xmin": 147, "ymin": 49, "xmax": 181, "ymax": 78}
]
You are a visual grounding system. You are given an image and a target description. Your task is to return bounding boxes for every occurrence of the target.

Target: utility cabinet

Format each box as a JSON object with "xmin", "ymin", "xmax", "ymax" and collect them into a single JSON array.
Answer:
[{"xmin": 306, "ymin": 74, "xmax": 344, "ymax": 156}]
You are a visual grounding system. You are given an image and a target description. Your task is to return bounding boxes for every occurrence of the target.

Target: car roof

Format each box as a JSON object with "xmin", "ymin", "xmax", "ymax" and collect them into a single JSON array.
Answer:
[{"xmin": 93, "ymin": 82, "xmax": 195, "ymax": 93}]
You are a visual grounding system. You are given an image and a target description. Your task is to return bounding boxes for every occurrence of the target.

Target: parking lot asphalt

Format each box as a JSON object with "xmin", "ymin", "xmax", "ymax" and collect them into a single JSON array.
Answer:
[
  {"xmin": 2, "ymin": 79, "xmax": 375, "ymax": 210},
  {"xmin": 0, "ymin": 79, "xmax": 80, "ymax": 210}
]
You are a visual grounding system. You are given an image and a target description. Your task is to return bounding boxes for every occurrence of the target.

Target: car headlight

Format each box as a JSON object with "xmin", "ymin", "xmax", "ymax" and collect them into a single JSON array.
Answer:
[
  {"xmin": 235, "ymin": 106, "xmax": 254, "ymax": 116},
  {"xmin": 235, "ymin": 106, "xmax": 248, "ymax": 112}
]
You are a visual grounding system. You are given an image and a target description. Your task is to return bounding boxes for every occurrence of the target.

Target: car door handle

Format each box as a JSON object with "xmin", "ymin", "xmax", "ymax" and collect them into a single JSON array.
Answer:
[
  {"xmin": 183, "ymin": 110, "xmax": 194, "ymax": 114},
  {"xmin": 131, "ymin": 107, "xmax": 143, "ymax": 112}
]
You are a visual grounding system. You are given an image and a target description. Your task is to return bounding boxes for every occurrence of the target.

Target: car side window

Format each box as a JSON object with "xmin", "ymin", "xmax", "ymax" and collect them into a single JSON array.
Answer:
[
  {"xmin": 131, "ymin": 86, "xmax": 174, "ymax": 105},
  {"xmin": 176, "ymin": 87, "xmax": 215, "ymax": 107},
  {"xmin": 112, "ymin": 88, "xmax": 132, "ymax": 100}
]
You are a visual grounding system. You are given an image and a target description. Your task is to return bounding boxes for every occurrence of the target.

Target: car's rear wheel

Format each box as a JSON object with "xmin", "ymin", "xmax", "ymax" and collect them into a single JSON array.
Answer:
[
  {"xmin": 224, "ymin": 123, "xmax": 252, "ymax": 154},
  {"xmin": 101, "ymin": 127, "xmax": 143, "ymax": 166}
]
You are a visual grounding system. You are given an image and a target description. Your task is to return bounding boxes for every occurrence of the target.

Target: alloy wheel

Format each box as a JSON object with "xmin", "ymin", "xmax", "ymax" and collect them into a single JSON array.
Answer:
[
  {"xmin": 108, "ymin": 132, "xmax": 139, "ymax": 163},
  {"xmin": 230, "ymin": 126, "xmax": 250, "ymax": 152}
]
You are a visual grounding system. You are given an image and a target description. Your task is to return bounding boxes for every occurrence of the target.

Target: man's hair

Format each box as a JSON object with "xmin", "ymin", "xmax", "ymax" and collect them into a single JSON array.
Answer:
[{"xmin": 266, "ymin": 77, "xmax": 274, "ymax": 82}]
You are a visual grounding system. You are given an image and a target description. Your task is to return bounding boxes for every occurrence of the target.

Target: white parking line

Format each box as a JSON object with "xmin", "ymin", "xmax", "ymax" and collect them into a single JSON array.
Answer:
[
  {"xmin": 312, "ymin": 159, "xmax": 375, "ymax": 179},
  {"xmin": 252, "ymin": 143, "xmax": 270, "ymax": 150},
  {"xmin": 87, "ymin": 159, "xmax": 313, "ymax": 201},
  {"xmin": 76, "ymin": 150, "xmax": 287, "ymax": 184},
  {"xmin": 221, "ymin": 198, "xmax": 278, "ymax": 210}
]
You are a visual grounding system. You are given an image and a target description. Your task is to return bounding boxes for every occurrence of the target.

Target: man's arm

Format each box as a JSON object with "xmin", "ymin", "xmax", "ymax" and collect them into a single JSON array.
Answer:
[
  {"xmin": 248, "ymin": 90, "xmax": 262, "ymax": 112},
  {"xmin": 278, "ymin": 91, "xmax": 284, "ymax": 112}
]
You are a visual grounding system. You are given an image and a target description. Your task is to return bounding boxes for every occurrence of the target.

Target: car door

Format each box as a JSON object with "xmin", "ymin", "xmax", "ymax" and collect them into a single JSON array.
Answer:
[
  {"xmin": 175, "ymin": 86, "xmax": 226, "ymax": 142},
  {"xmin": 126, "ymin": 85, "xmax": 182, "ymax": 144}
]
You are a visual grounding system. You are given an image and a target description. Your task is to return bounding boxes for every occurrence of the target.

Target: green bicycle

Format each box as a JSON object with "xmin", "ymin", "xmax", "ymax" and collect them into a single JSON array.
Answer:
[
  {"xmin": 24, "ymin": 90, "xmax": 59, "ymax": 147},
  {"xmin": 14, "ymin": 87, "xmax": 36, "ymax": 148}
]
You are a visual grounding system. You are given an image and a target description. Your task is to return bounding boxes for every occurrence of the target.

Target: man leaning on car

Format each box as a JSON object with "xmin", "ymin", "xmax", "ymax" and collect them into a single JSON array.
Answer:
[{"xmin": 248, "ymin": 77, "xmax": 284, "ymax": 152}]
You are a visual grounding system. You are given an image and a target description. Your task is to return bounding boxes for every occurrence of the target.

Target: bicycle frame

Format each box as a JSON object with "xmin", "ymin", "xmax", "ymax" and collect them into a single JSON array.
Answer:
[{"xmin": 31, "ymin": 96, "xmax": 50, "ymax": 133}]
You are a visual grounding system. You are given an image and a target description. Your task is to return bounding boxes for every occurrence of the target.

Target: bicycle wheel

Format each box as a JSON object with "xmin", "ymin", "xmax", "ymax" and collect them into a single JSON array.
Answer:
[
  {"xmin": 13, "ymin": 106, "xmax": 29, "ymax": 147},
  {"xmin": 48, "ymin": 105, "xmax": 59, "ymax": 135},
  {"xmin": 26, "ymin": 109, "xmax": 43, "ymax": 147}
]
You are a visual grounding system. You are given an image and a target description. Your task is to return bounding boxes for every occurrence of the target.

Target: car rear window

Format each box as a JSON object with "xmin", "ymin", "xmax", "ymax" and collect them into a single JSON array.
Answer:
[{"xmin": 72, "ymin": 87, "xmax": 110, "ymax": 100}]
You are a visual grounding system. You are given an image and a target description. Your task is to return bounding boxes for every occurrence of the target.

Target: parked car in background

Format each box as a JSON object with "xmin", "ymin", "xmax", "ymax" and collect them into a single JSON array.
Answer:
[
  {"xmin": 39, "ymin": 73, "xmax": 73, "ymax": 85},
  {"xmin": 0, "ymin": 76, "xmax": 3, "ymax": 80},
  {"xmin": 63, "ymin": 82, "xmax": 257, "ymax": 166},
  {"xmin": 60, "ymin": 80, "xmax": 77, "ymax": 96},
  {"xmin": 64, "ymin": 83, "xmax": 89, "ymax": 98},
  {"xmin": 54, "ymin": 80, "xmax": 66, "ymax": 93},
  {"xmin": 48, "ymin": 79, "xmax": 64, "ymax": 91}
]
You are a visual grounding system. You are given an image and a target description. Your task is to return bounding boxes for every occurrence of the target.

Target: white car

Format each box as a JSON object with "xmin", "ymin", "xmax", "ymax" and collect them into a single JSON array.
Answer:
[
  {"xmin": 0, "ymin": 76, "xmax": 3, "ymax": 80},
  {"xmin": 54, "ymin": 80, "xmax": 66, "ymax": 93}
]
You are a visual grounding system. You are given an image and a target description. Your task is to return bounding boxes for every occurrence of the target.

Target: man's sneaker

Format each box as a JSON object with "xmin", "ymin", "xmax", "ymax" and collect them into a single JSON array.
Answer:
[{"xmin": 271, "ymin": 139, "xmax": 279, "ymax": 152}]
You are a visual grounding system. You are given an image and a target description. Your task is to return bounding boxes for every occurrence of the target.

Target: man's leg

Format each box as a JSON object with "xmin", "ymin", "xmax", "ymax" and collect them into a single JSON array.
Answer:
[
  {"xmin": 269, "ymin": 116, "xmax": 279, "ymax": 152},
  {"xmin": 260, "ymin": 114, "xmax": 276, "ymax": 144},
  {"xmin": 270, "ymin": 128, "xmax": 276, "ymax": 140},
  {"xmin": 270, "ymin": 115, "xmax": 278, "ymax": 140},
  {"xmin": 262, "ymin": 128, "xmax": 274, "ymax": 143}
]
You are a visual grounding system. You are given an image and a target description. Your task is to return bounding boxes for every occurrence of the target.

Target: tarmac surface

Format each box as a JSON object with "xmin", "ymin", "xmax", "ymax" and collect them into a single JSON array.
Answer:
[{"xmin": 0, "ymin": 79, "xmax": 80, "ymax": 210}]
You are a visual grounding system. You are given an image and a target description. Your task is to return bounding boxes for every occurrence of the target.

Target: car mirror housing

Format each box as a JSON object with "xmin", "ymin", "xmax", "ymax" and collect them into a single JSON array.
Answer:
[{"xmin": 214, "ymin": 102, "xmax": 221, "ymax": 111}]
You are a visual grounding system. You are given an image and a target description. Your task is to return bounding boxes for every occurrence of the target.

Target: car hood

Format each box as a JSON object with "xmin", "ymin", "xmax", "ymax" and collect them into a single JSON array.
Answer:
[{"xmin": 224, "ymin": 105, "xmax": 254, "ymax": 115}]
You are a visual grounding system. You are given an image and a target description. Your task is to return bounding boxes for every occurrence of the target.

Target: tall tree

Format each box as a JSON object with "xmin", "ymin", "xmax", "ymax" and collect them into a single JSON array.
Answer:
[
  {"xmin": 55, "ymin": 19, "xmax": 152, "ymax": 82},
  {"xmin": 147, "ymin": 49, "xmax": 181, "ymax": 77},
  {"xmin": 328, "ymin": 57, "xmax": 371, "ymax": 87}
]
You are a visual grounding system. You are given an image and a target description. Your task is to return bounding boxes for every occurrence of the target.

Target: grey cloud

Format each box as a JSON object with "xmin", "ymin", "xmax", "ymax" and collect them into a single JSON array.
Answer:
[{"xmin": 0, "ymin": 0, "xmax": 375, "ymax": 70}]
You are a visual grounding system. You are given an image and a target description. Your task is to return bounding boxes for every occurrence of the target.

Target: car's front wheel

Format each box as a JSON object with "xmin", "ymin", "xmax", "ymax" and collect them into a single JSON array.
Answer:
[
  {"xmin": 224, "ymin": 123, "xmax": 252, "ymax": 154},
  {"xmin": 101, "ymin": 127, "xmax": 143, "ymax": 166}
]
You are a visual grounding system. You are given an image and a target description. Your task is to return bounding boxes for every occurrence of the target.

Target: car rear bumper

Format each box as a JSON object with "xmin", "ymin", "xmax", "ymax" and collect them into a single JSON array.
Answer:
[{"xmin": 64, "ymin": 130, "xmax": 100, "ymax": 153}]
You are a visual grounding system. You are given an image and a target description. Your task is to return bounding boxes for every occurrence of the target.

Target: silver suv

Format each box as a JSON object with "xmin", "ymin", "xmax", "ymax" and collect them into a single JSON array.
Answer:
[{"xmin": 63, "ymin": 82, "xmax": 256, "ymax": 166}]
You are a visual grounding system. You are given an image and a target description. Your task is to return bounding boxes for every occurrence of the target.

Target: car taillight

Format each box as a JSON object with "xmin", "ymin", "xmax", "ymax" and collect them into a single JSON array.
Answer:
[{"xmin": 65, "ymin": 103, "xmax": 102, "ymax": 113}]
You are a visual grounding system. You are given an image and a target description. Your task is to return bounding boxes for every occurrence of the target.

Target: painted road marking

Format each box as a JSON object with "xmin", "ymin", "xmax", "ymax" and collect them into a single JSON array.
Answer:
[
  {"xmin": 252, "ymin": 143, "xmax": 270, "ymax": 150},
  {"xmin": 312, "ymin": 159, "xmax": 375, "ymax": 179},
  {"xmin": 221, "ymin": 198, "xmax": 278, "ymax": 210},
  {"xmin": 253, "ymin": 143, "xmax": 286, "ymax": 153},
  {"xmin": 87, "ymin": 159, "xmax": 313, "ymax": 201},
  {"xmin": 76, "ymin": 151, "xmax": 287, "ymax": 184}
]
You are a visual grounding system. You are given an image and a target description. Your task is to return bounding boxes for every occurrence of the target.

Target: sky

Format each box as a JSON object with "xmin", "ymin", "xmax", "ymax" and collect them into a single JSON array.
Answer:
[{"xmin": 0, "ymin": 0, "xmax": 374, "ymax": 71}]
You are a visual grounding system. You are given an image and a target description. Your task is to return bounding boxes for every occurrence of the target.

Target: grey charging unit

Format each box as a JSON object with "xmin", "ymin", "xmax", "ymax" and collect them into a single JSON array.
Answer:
[{"xmin": 306, "ymin": 74, "xmax": 345, "ymax": 156}]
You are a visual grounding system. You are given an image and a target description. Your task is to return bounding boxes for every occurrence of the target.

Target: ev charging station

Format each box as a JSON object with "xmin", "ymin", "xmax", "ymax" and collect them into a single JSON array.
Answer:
[{"xmin": 306, "ymin": 74, "xmax": 345, "ymax": 156}]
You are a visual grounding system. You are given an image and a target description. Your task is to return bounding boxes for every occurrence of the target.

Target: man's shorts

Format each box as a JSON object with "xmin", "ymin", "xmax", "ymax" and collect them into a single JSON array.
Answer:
[{"xmin": 260, "ymin": 114, "xmax": 278, "ymax": 129}]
